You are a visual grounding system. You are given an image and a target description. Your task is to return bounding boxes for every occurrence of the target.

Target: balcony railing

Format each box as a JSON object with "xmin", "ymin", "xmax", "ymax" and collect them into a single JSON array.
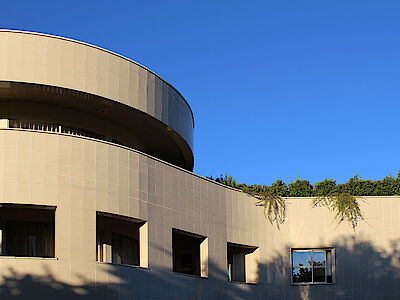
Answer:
[{"xmin": 8, "ymin": 120, "xmax": 105, "ymax": 140}]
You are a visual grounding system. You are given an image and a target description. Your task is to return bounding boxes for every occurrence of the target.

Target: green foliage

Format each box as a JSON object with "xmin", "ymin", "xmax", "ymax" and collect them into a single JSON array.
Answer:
[
  {"xmin": 211, "ymin": 176, "xmax": 287, "ymax": 228},
  {"xmin": 312, "ymin": 193, "xmax": 363, "ymax": 231},
  {"xmin": 211, "ymin": 171, "xmax": 400, "ymax": 230},
  {"xmin": 289, "ymin": 179, "xmax": 313, "ymax": 197},
  {"xmin": 338, "ymin": 175, "xmax": 376, "ymax": 196},
  {"xmin": 269, "ymin": 180, "xmax": 289, "ymax": 197},
  {"xmin": 242, "ymin": 184, "xmax": 264, "ymax": 195},
  {"xmin": 212, "ymin": 172, "xmax": 400, "ymax": 197},
  {"xmin": 335, "ymin": 174, "xmax": 400, "ymax": 196},
  {"xmin": 215, "ymin": 174, "xmax": 237, "ymax": 188},
  {"xmin": 313, "ymin": 179, "xmax": 337, "ymax": 196},
  {"xmin": 374, "ymin": 176, "xmax": 397, "ymax": 196}
]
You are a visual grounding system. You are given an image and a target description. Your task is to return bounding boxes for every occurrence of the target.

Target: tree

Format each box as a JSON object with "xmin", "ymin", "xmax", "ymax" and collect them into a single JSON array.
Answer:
[
  {"xmin": 313, "ymin": 179, "xmax": 337, "ymax": 196},
  {"xmin": 338, "ymin": 175, "xmax": 376, "ymax": 196},
  {"xmin": 374, "ymin": 176, "xmax": 396, "ymax": 196},
  {"xmin": 289, "ymin": 179, "xmax": 313, "ymax": 197},
  {"xmin": 269, "ymin": 180, "xmax": 289, "ymax": 197}
]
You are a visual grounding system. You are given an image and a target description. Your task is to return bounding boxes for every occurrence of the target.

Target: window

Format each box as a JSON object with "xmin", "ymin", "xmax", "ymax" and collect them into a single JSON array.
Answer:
[
  {"xmin": 227, "ymin": 243, "xmax": 259, "ymax": 283},
  {"xmin": 291, "ymin": 248, "xmax": 334, "ymax": 284},
  {"xmin": 172, "ymin": 229, "xmax": 208, "ymax": 277},
  {"xmin": 96, "ymin": 212, "xmax": 148, "ymax": 268},
  {"xmin": 0, "ymin": 205, "xmax": 55, "ymax": 258}
]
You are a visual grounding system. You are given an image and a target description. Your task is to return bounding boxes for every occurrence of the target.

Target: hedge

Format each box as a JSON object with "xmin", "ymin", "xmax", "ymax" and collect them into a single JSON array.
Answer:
[{"xmin": 210, "ymin": 172, "xmax": 400, "ymax": 197}]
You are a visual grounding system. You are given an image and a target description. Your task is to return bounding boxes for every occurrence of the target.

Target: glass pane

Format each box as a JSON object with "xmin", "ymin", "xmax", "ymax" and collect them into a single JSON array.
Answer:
[
  {"xmin": 313, "ymin": 267, "xmax": 326, "ymax": 282},
  {"xmin": 293, "ymin": 267, "xmax": 312, "ymax": 283},
  {"xmin": 312, "ymin": 251, "xmax": 325, "ymax": 266},
  {"xmin": 293, "ymin": 251, "xmax": 312, "ymax": 267}
]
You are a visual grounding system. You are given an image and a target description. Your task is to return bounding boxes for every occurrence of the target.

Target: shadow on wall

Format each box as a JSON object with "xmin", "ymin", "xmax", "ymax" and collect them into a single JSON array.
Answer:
[
  {"xmin": 0, "ymin": 259, "xmax": 261, "ymax": 300},
  {"xmin": 1, "ymin": 236, "xmax": 400, "ymax": 300},
  {"xmin": 264, "ymin": 234, "xmax": 400, "ymax": 300},
  {"xmin": 0, "ymin": 266, "xmax": 96, "ymax": 299}
]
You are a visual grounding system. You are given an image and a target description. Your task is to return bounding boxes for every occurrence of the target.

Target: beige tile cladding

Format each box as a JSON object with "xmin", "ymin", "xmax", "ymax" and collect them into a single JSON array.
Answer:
[
  {"xmin": 1, "ymin": 129, "xmax": 400, "ymax": 299},
  {"xmin": 0, "ymin": 30, "xmax": 194, "ymax": 150}
]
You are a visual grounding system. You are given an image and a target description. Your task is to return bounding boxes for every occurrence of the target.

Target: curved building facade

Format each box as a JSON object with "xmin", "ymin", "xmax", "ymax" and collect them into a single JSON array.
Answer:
[
  {"xmin": 0, "ymin": 30, "xmax": 194, "ymax": 170},
  {"xmin": 0, "ymin": 30, "xmax": 399, "ymax": 300}
]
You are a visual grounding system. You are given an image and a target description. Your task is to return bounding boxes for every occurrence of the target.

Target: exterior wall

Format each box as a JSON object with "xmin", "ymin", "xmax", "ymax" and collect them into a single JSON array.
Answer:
[
  {"xmin": 0, "ymin": 29, "xmax": 398, "ymax": 300},
  {"xmin": 0, "ymin": 30, "xmax": 194, "ymax": 151},
  {"xmin": 0, "ymin": 129, "xmax": 399, "ymax": 300}
]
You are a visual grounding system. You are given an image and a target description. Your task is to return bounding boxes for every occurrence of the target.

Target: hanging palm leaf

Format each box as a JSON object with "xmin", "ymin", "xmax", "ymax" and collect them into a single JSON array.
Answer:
[
  {"xmin": 312, "ymin": 193, "xmax": 364, "ymax": 231},
  {"xmin": 253, "ymin": 192, "xmax": 286, "ymax": 229}
]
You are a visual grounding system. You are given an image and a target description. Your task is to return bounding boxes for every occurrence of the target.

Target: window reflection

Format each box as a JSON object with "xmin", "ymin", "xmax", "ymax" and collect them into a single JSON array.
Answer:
[
  {"xmin": 293, "ymin": 267, "xmax": 312, "ymax": 283},
  {"xmin": 312, "ymin": 251, "xmax": 325, "ymax": 266},
  {"xmin": 292, "ymin": 251, "xmax": 311, "ymax": 267}
]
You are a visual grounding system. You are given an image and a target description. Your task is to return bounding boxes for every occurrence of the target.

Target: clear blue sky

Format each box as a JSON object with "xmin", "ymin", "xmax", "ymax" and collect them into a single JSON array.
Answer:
[{"xmin": 2, "ymin": 0, "xmax": 400, "ymax": 185}]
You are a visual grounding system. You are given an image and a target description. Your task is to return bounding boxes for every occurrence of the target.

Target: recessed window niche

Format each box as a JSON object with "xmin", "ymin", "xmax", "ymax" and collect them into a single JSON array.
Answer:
[
  {"xmin": 96, "ymin": 212, "xmax": 148, "ymax": 268},
  {"xmin": 0, "ymin": 204, "xmax": 55, "ymax": 258},
  {"xmin": 172, "ymin": 229, "xmax": 208, "ymax": 277}
]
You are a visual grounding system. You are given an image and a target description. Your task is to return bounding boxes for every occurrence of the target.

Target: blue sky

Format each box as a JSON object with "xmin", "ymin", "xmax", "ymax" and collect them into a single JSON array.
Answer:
[{"xmin": 2, "ymin": 1, "xmax": 400, "ymax": 185}]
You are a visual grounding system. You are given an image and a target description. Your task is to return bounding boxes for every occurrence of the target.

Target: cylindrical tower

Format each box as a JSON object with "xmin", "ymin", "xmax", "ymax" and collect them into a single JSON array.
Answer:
[{"xmin": 0, "ymin": 29, "xmax": 194, "ymax": 170}]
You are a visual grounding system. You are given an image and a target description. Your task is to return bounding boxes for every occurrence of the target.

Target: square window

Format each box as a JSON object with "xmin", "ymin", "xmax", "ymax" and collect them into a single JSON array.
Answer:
[
  {"xmin": 172, "ymin": 229, "xmax": 208, "ymax": 277},
  {"xmin": 291, "ymin": 248, "xmax": 334, "ymax": 285},
  {"xmin": 96, "ymin": 212, "xmax": 147, "ymax": 268},
  {"xmin": 227, "ymin": 242, "xmax": 259, "ymax": 283},
  {"xmin": 0, "ymin": 205, "xmax": 55, "ymax": 258}
]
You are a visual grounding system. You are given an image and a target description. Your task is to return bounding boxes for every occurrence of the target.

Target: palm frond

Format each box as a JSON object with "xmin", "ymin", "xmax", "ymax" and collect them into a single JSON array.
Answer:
[
  {"xmin": 314, "ymin": 192, "xmax": 364, "ymax": 231},
  {"xmin": 254, "ymin": 192, "xmax": 286, "ymax": 229}
]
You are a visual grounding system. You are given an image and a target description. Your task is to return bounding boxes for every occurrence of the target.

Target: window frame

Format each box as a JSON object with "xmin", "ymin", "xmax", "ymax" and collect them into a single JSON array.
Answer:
[{"xmin": 290, "ymin": 247, "xmax": 335, "ymax": 285}]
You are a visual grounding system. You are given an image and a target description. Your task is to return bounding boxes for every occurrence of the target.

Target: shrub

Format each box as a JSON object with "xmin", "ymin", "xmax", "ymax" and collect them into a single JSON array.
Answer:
[
  {"xmin": 313, "ymin": 179, "xmax": 338, "ymax": 196},
  {"xmin": 289, "ymin": 179, "xmax": 313, "ymax": 197},
  {"xmin": 269, "ymin": 180, "xmax": 289, "ymax": 197}
]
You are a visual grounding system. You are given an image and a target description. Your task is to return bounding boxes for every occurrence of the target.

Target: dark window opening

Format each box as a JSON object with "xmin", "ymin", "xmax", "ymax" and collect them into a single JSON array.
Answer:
[
  {"xmin": 96, "ymin": 212, "xmax": 144, "ymax": 266},
  {"xmin": 0, "ymin": 205, "xmax": 55, "ymax": 258},
  {"xmin": 227, "ymin": 243, "xmax": 258, "ymax": 282},
  {"xmin": 172, "ymin": 229, "xmax": 206, "ymax": 276}
]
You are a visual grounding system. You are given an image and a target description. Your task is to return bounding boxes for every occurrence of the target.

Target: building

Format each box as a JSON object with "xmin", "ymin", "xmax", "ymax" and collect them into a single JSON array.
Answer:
[{"xmin": 0, "ymin": 29, "xmax": 399, "ymax": 300}]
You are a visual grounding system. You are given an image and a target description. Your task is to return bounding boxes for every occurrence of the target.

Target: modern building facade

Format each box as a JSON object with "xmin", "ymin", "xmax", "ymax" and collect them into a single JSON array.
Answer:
[{"xmin": 0, "ymin": 29, "xmax": 399, "ymax": 300}]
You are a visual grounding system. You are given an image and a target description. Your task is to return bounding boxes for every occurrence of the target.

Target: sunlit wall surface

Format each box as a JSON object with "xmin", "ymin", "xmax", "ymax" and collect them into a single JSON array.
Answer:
[
  {"xmin": 0, "ymin": 30, "xmax": 194, "ymax": 168},
  {"xmin": 0, "ymin": 30, "xmax": 399, "ymax": 300}
]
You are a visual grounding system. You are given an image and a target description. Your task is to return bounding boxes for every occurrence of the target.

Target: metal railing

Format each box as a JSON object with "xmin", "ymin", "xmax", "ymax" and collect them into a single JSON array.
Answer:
[{"xmin": 9, "ymin": 120, "xmax": 104, "ymax": 140}]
